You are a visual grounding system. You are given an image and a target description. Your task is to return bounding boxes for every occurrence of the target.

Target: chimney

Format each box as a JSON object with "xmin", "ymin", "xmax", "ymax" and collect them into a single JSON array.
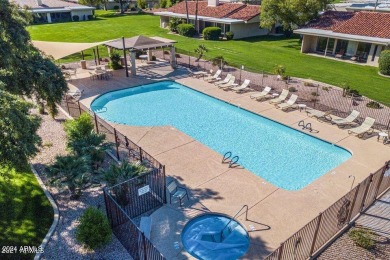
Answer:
[
  {"xmin": 208, "ymin": 0, "xmax": 219, "ymax": 7},
  {"xmin": 36, "ymin": 0, "xmax": 42, "ymax": 6}
]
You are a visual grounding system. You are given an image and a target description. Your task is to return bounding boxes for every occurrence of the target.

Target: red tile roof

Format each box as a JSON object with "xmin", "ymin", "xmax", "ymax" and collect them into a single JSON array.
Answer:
[
  {"xmin": 13, "ymin": 0, "xmax": 85, "ymax": 8},
  {"xmin": 305, "ymin": 11, "xmax": 390, "ymax": 39},
  {"xmin": 167, "ymin": 1, "xmax": 260, "ymax": 21}
]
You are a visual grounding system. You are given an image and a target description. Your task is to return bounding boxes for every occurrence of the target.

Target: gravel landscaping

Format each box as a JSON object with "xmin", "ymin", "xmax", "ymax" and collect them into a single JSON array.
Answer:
[
  {"xmin": 30, "ymin": 108, "xmax": 131, "ymax": 260},
  {"xmin": 318, "ymin": 228, "xmax": 390, "ymax": 260}
]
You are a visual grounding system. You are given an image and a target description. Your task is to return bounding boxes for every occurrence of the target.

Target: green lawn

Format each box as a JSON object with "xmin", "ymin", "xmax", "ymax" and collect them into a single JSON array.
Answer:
[
  {"xmin": 0, "ymin": 166, "xmax": 53, "ymax": 259},
  {"xmin": 28, "ymin": 11, "xmax": 390, "ymax": 105}
]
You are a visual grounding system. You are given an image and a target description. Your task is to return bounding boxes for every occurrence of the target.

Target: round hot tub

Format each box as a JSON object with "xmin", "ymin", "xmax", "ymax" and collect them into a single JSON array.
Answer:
[{"xmin": 181, "ymin": 213, "xmax": 250, "ymax": 260}]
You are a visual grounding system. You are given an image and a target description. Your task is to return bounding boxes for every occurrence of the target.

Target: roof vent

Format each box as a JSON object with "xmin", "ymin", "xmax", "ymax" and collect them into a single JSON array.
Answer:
[{"xmin": 208, "ymin": 0, "xmax": 219, "ymax": 7}]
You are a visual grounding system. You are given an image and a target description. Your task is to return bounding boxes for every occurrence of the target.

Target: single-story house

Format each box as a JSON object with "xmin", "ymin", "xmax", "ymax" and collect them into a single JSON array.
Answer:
[
  {"xmin": 154, "ymin": 0, "xmax": 267, "ymax": 39},
  {"xmin": 294, "ymin": 11, "xmax": 390, "ymax": 66},
  {"xmin": 332, "ymin": 2, "xmax": 390, "ymax": 13},
  {"xmin": 13, "ymin": 0, "xmax": 95, "ymax": 23}
]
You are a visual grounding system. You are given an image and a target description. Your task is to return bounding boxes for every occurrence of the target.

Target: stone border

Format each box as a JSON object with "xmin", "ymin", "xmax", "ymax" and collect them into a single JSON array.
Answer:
[
  {"xmin": 30, "ymin": 165, "xmax": 60, "ymax": 260},
  {"xmin": 378, "ymin": 71, "xmax": 390, "ymax": 78}
]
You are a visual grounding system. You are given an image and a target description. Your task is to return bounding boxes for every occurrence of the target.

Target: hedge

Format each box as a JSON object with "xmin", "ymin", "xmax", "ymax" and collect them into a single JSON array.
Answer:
[
  {"xmin": 177, "ymin": 24, "xmax": 196, "ymax": 37},
  {"xmin": 203, "ymin": 27, "xmax": 221, "ymax": 40},
  {"xmin": 226, "ymin": 31, "xmax": 234, "ymax": 40},
  {"xmin": 379, "ymin": 50, "xmax": 390, "ymax": 76}
]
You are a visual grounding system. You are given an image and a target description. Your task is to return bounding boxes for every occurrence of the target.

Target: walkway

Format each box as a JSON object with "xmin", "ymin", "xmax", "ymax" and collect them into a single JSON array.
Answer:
[{"xmin": 356, "ymin": 189, "xmax": 390, "ymax": 238}]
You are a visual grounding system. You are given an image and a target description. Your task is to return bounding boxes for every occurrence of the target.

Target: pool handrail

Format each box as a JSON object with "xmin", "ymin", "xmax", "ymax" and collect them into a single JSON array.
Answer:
[{"xmin": 220, "ymin": 205, "xmax": 249, "ymax": 241}]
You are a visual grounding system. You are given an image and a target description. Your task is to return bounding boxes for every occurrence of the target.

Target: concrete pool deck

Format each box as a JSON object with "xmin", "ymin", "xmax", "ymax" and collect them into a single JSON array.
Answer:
[{"xmin": 69, "ymin": 63, "xmax": 390, "ymax": 259}]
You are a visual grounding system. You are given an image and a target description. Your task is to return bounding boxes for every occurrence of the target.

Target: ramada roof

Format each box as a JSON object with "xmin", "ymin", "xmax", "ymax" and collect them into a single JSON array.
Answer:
[
  {"xmin": 304, "ymin": 11, "xmax": 390, "ymax": 39},
  {"xmin": 13, "ymin": 0, "xmax": 89, "ymax": 9},
  {"xmin": 166, "ymin": 1, "xmax": 260, "ymax": 21}
]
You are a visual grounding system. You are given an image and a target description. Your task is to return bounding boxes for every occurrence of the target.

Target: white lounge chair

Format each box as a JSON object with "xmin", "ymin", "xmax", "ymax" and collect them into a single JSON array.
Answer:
[
  {"xmin": 306, "ymin": 109, "xmax": 333, "ymax": 122},
  {"xmin": 231, "ymin": 79, "xmax": 250, "ymax": 93},
  {"xmin": 250, "ymin": 86, "xmax": 271, "ymax": 101},
  {"xmin": 276, "ymin": 94, "xmax": 298, "ymax": 111},
  {"xmin": 332, "ymin": 110, "xmax": 360, "ymax": 127},
  {"xmin": 204, "ymin": 70, "xmax": 222, "ymax": 82},
  {"xmin": 214, "ymin": 74, "xmax": 232, "ymax": 85},
  {"xmin": 348, "ymin": 117, "xmax": 375, "ymax": 137},
  {"xmin": 219, "ymin": 76, "xmax": 236, "ymax": 89},
  {"xmin": 191, "ymin": 70, "xmax": 209, "ymax": 78},
  {"xmin": 269, "ymin": 89, "xmax": 289, "ymax": 104}
]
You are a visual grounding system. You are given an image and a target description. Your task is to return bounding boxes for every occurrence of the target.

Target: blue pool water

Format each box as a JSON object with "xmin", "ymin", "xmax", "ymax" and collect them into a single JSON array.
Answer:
[
  {"xmin": 181, "ymin": 214, "xmax": 250, "ymax": 260},
  {"xmin": 91, "ymin": 81, "xmax": 351, "ymax": 190}
]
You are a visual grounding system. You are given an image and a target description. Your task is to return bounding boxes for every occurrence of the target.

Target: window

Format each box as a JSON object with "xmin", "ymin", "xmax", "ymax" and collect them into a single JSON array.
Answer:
[
  {"xmin": 225, "ymin": 24, "xmax": 230, "ymax": 34},
  {"xmin": 335, "ymin": 40, "xmax": 348, "ymax": 55},
  {"xmin": 356, "ymin": 42, "xmax": 371, "ymax": 62},
  {"xmin": 316, "ymin": 37, "xmax": 335, "ymax": 54}
]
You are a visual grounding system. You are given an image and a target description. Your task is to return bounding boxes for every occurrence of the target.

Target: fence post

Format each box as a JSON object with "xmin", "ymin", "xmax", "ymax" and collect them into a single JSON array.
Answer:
[
  {"xmin": 65, "ymin": 98, "xmax": 70, "ymax": 115},
  {"xmin": 94, "ymin": 113, "xmax": 99, "ymax": 133},
  {"xmin": 188, "ymin": 52, "xmax": 191, "ymax": 68},
  {"xmin": 277, "ymin": 243, "xmax": 284, "ymax": 260},
  {"xmin": 113, "ymin": 128, "xmax": 120, "ymax": 161},
  {"xmin": 374, "ymin": 162, "xmax": 389, "ymax": 198},
  {"xmin": 360, "ymin": 174, "xmax": 374, "ymax": 212},
  {"xmin": 142, "ymin": 232, "xmax": 147, "ymax": 260},
  {"xmin": 162, "ymin": 165, "xmax": 167, "ymax": 204},
  {"xmin": 139, "ymin": 147, "xmax": 143, "ymax": 162},
  {"xmin": 309, "ymin": 212, "xmax": 323, "ymax": 256},
  {"xmin": 77, "ymin": 101, "xmax": 82, "ymax": 116},
  {"xmin": 348, "ymin": 184, "xmax": 360, "ymax": 222}
]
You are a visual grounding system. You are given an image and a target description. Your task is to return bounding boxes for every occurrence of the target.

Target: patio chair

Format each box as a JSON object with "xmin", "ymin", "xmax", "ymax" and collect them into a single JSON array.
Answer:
[
  {"xmin": 190, "ymin": 70, "xmax": 209, "ymax": 78},
  {"xmin": 204, "ymin": 70, "xmax": 222, "ymax": 82},
  {"xmin": 348, "ymin": 117, "xmax": 375, "ymax": 138},
  {"xmin": 269, "ymin": 89, "xmax": 289, "ymax": 104},
  {"xmin": 140, "ymin": 216, "xmax": 151, "ymax": 239},
  {"xmin": 167, "ymin": 181, "xmax": 189, "ymax": 206},
  {"xmin": 89, "ymin": 71, "xmax": 97, "ymax": 80},
  {"xmin": 218, "ymin": 76, "xmax": 236, "ymax": 89},
  {"xmin": 276, "ymin": 94, "xmax": 298, "ymax": 111},
  {"xmin": 214, "ymin": 74, "xmax": 232, "ymax": 86},
  {"xmin": 331, "ymin": 110, "xmax": 360, "ymax": 127},
  {"xmin": 250, "ymin": 86, "xmax": 271, "ymax": 101},
  {"xmin": 306, "ymin": 108, "xmax": 333, "ymax": 122},
  {"xmin": 335, "ymin": 49, "xmax": 345, "ymax": 59},
  {"xmin": 231, "ymin": 79, "xmax": 250, "ymax": 93}
]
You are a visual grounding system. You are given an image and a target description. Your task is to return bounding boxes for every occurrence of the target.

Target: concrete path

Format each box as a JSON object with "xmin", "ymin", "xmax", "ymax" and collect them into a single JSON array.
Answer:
[{"xmin": 356, "ymin": 189, "xmax": 390, "ymax": 238}]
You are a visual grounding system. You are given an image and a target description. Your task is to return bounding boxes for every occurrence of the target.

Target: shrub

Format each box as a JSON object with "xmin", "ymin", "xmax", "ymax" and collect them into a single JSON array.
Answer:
[
  {"xmin": 130, "ymin": 7, "xmax": 137, "ymax": 11},
  {"xmin": 211, "ymin": 56, "xmax": 227, "ymax": 69},
  {"xmin": 366, "ymin": 101, "xmax": 382, "ymax": 109},
  {"xmin": 347, "ymin": 88, "xmax": 361, "ymax": 97},
  {"xmin": 274, "ymin": 65, "xmax": 286, "ymax": 77},
  {"xmin": 311, "ymin": 91, "xmax": 319, "ymax": 97},
  {"xmin": 203, "ymin": 27, "xmax": 221, "ymax": 40},
  {"xmin": 87, "ymin": 15, "xmax": 93, "ymax": 20},
  {"xmin": 73, "ymin": 15, "xmax": 79, "ymax": 21},
  {"xmin": 109, "ymin": 52, "xmax": 122, "ymax": 70},
  {"xmin": 194, "ymin": 44, "xmax": 208, "ymax": 61},
  {"xmin": 113, "ymin": 5, "xmax": 119, "ymax": 10},
  {"xmin": 288, "ymin": 86, "xmax": 297, "ymax": 92},
  {"xmin": 76, "ymin": 207, "xmax": 112, "ymax": 250},
  {"xmin": 137, "ymin": 0, "xmax": 147, "ymax": 9},
  {"xmin": 153, "ymin": 3, "xmax": 159, "ymax": 9},
  {"xmin": 225, "ymin": 31, "xmax": 234, "ymax": 40},
  {"xmin": 159, "ymin": 0, "xmax": 167, "ymax": 8},
  {"xmin": 379, "ymin": 50, "xmax": 390, "ymax": 76},
  {"xmin": 348, "ymin": 228, "xmax": 375, "ymax": 250},
  {"xmin": 169, "ymin": 17, "xmax": 182, "ymax": 33},
  {"xmin": 177, "ymin": 24, "xmax": 196, "ymax": 37}
]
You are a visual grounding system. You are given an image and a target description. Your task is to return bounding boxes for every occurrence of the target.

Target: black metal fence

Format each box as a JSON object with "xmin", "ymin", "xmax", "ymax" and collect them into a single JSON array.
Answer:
[
  {"xmin": 265, "ymin": 161, "xmax": 390, "ymax": 260},
  {"xmin": 157, "ymin": 48, "xmax": 390, "ymax": 130},
  {"xmin": 59, "ymin": 97, "xmax": 163, "ymax": 169},
  {"xmin": 103, "ymin": 168, "xmax": 166, "ymax": 260}
]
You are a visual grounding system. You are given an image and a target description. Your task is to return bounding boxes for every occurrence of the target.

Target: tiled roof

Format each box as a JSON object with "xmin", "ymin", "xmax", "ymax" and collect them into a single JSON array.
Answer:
[
  {"xmin": 167, "ymin": 1, "xmax": 260, "ymax": 21},
  {"xmin": 304, "ymin": 11, "xmax": 390, "ymax": 39},
  {"xmin": 13, "ymin": 0, "xmax": 87, "ymax": 9}
]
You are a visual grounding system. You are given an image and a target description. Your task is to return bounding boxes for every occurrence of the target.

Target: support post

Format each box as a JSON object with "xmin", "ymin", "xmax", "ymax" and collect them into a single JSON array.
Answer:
[
  {"xmin": 147, "ymin": 49, "xmax": 153, "ymax": 62},
  {"xmin": 65, "ymin": 99, "xmax": 70, "ymax": 115},
  {"xmin": 374, "ymin": 162, "xmax": 389, "ymax": 198},
  {"xmin": 170, "ymin": 46, "xmax": 177, "ymax": 68},
  {"xmin": 130, "ymin": 51, "xmax": 136, "ymax": 76},
  {"xmin": 310, "ymin": 213, "xmax": 323, "ymax": 255},
  {"xmin": 162, "ymin": 165, "xmax": 167, "ymax": 204},
  {"xmin": 81, "ymin": 51, "xmax": 85, "ymax": 60},
  {"xmin": 142, "ymin": 233, "xmax": 147, "ymax": 260},
  {"xmin": 360, "ymin": 174, "xmax": 374, "ymax": 212},
  {"xmin": 94, "ymin": 113, "xmax": 99, "ymax": 133},
  {"xmin": 324, "ymin": 37, "xmax": 330, "ymax": 57},
  {"xmin": 122, "ymin": 37, "xmax": 129, "ymax": 77},
  {"xmin": 96, "ymin": 46, "xmax": 100, "ymax": 65},
  {"xmin": 92, "ymin": 48, "xmax": 97, "ymax": 66},
  {"xmin": 113, "ymin": 128, "xmax": 120, "ymax": 160}
]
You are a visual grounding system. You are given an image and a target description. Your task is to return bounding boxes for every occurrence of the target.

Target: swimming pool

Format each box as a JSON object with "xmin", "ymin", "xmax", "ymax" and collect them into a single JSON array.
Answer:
[{"xmin": 91, "ymin": 81, "xmax": 351, "ymax": 190}]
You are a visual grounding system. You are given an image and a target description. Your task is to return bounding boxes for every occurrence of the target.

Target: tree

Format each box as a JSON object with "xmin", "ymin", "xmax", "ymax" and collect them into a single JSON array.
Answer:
[
  {"xmin": 195, "ymin": 0, "xmax": 199, "ymax": 33},
  {"xmin": 260, "ymin": 0, "xmax": 330, "ymax": 31},
  {"xmin": 0, "ymin": 0, "xmax": 68, "ymax": 116},
  {"xmin": 185, "ymin": 0, "xmax": 189, "ymax": 23},
  {"xmin": 0, "ymin": 90, "xmax": 41, "ymax": 169}
]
